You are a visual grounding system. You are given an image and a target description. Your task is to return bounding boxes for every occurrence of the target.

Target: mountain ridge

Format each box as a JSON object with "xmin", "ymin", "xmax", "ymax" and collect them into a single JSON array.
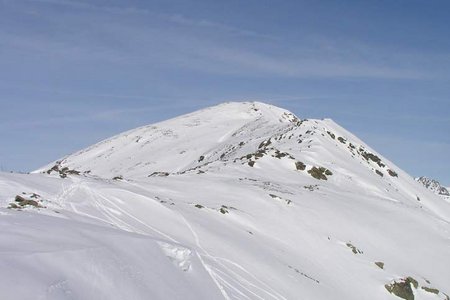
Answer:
[
  {"xmin": 35, "ymin": 101, "xmax": 448, "ymax": 219},
  {"xmin": 2, "ymin": 101, "xmax": 450, "ymax": 300},
  {"xmin": 36, "ymin": 101, "xmax": 405, "ymax": 184}
]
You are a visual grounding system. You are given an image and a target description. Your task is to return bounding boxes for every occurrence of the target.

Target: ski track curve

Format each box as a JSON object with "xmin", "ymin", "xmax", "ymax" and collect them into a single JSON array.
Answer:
[
  {"xmin": 178, "ymin": 212, "xmax": 287, "ymax": 300},
  {"xmin": 53, "ymin": 178, "xmax": 286, "ymax": 300}
]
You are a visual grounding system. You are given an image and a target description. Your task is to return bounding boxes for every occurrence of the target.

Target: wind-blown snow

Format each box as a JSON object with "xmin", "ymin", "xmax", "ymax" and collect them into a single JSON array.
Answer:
[{"xmin": 2, "ymin": 101, "xmax": 450, "ymax": 300}]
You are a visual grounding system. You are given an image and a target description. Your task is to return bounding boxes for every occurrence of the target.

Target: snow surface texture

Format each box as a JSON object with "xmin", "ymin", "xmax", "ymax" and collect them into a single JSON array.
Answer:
[{"xmin": 2, "ymin": 101, "xmax": 450, "ymax": 300}]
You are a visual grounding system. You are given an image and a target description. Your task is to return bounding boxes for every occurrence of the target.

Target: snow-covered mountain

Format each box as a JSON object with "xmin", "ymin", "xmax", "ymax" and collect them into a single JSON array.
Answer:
[
  {"xmin": 1, "ymin": 101, "xmax": 449, "ymax": 300},
  {"xmin": 416, "ymin": 176, "xmax": 450, "ymax": 200}
]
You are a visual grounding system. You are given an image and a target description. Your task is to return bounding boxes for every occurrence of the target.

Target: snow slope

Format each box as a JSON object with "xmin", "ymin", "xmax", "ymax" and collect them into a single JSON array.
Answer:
[
  {"xmin": 2, "ymin": 101, "xmax": 450, "ymax": 300},
  {"xmin": 0, "ymin": 209, "xmax": 223, "ymax": 300}
]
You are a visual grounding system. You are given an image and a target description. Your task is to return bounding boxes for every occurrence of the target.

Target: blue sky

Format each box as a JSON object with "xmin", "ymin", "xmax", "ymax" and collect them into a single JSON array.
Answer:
[{"xmin": 1, "ymin": 0, "xmax": 449, "ymax": 185}]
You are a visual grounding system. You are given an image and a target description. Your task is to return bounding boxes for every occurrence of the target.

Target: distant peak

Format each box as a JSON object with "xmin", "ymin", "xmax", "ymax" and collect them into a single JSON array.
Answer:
[{"xmin": 416, "ymin": 176, "xmax": 450, "ymax": 196}]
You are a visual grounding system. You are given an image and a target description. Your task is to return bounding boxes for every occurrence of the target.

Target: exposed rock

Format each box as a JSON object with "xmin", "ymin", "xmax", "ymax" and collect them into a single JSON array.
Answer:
[
  {"xmin": 295, "ymin": 161, "xmax": 306, "ymax": 171},
  {"xmin": 385, "ymin": 277, "xmax": 416, "ymax": 300}
]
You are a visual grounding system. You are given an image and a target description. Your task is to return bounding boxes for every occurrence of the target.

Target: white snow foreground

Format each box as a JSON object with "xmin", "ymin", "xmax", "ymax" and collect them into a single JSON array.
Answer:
[{"xmin": 1, "ymin": 101, "xmax": 450, "ymax": 300}]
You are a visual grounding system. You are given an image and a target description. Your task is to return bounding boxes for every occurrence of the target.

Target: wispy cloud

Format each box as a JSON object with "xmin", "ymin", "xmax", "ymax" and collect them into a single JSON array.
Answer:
[
  {"xmin": 163, "ymin": 13, "xmax": 275, "ymax": 39},
  {"xmin": 15, "ymin": 0, "xmax": 150, "ymax": 14},
  {"xmin": 2, "ymin": 0, "xmax": 435, "ymax": 80},
  {"xmin": 171, "ymin": 42, "xmax": 423, "ymax": 79},
  {"xmin": 0, "ymin": 107, "xmax": 156, "ymax": 129},
  {"xmin": 0, "ymin": 84, "xmax": 153, "ymax": 100},
  {"xmin": 7, "ymin": 0, "xmax": 435, "ymax": 79},
  {"xmin": 18, "ymin": 0, "xmax": 274, "ymax": 39}
]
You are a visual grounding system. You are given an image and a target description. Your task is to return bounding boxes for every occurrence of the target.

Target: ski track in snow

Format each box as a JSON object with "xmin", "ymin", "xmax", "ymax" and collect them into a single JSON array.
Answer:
[
  {"xmin": 178, "ymin": 212, "xmax": 287, "ymax": 300},
  {"xmin": 80, "ymin": 182, "xmax": 237, "ymax": 300},
  {"xmin": 177, "ymin": 212, "xmax": 232, "ymax": 300},
  {"xmin": 54, "ymin": 178, "xmax": 82, "ymax": 206},
  {"xmin": 84, "ymin": 183, "xmax": 179, "ymax": 243}
]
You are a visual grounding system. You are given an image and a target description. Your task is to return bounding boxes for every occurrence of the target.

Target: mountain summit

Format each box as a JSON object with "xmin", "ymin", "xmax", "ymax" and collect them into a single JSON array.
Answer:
[
  {"xmin": 2, "ymin": 101, "xmax": 450, "ymax": 300},
  {"xmin": 37, "ymin": 101, "xmax": 416, "ymax": 184},
  {"xmin": 37, "ymin": 101, "xmax": 304, "ymax": 179}
]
